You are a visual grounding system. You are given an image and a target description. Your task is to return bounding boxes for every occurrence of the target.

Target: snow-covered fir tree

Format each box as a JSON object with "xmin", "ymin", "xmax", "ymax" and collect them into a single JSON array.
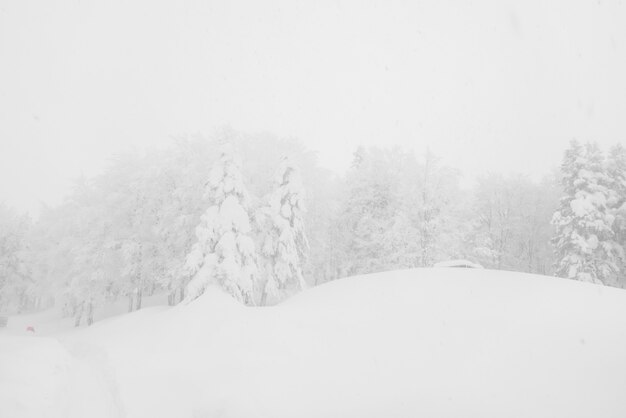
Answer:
[
  {"xmin": 607, "ymin": 144, "xmax": 626, "ymax": 285},
  {"xmin": 258, "ymin": 157, "xmax": 309, "ymax": 305},
  {"xmin": 552, "ymin": 141, "xmax": 620, "ymax": 284},
  {"xmin": 183, "ymin": 143, "xmax": 258, "ymax": 304}
]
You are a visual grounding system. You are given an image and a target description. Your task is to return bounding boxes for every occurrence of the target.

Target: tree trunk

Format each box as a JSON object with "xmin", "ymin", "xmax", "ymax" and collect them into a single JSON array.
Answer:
[
  {"xmin": 87, "ymin": 302, "xmax": 94, "ymax": 326},
  {"xmin": 74, "ymin": 302, "xmax": 83, "ymax": 327},
  {"xmin": 136, "ymin": 289, "xmax": 143, "ymax": 310},
  {"xmin": 128, "ymin": 295, "xmax": 134, "ymax": 312}
]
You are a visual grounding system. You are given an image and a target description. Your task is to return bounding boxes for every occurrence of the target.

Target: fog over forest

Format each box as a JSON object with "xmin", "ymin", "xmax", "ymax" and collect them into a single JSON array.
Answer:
[
  {"xmin": 2, "ymin": 2, "xmax": 626, "ymax": 417},
  {"xmin": 1, "ymin": 131, "xmax": 625, "ymax": 321}
]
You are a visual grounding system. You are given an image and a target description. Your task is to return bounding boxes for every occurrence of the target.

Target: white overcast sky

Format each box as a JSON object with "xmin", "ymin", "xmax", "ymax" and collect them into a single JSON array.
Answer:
[{"xmin": 1, "ymin": 0, "xmax": 626, "ymax": 214}]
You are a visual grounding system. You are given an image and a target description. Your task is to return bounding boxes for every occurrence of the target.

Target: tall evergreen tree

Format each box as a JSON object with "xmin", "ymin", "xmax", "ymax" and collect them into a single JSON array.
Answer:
[
  {"xmin": 552, "ymin": 141, "xmax": 620, "ymax": 284},
  {"xmin": 183, "ymin": 143, "xmax": 258, "ymax": 304},
  {"xmin": 259, "ymin": 157, "xmax": 309, "ymax": 305},
  {"xmin": 607, "ymin": 144, "xmax": 626, "ymax": 285}
]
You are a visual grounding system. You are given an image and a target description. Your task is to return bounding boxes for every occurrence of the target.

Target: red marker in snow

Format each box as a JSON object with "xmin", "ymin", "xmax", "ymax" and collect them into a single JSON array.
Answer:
[{"xmin": 26, "ymin": 326, "xmax": 35, "ymax": 333}]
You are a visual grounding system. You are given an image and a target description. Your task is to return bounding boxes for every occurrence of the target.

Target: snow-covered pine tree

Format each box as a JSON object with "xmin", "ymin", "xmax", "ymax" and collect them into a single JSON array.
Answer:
[
  {"xmin": 183, "ymin": 143, "xmax": 258, "ymax": 304},
  {"xmin": 552, "ymin": 140, "xmax": 586, "ymax": 280},
  {"xmin": 259, "ymin": 157, "xmax": 309, "ymax": 305},
  {"xmin": 607, "ymin": 144, "xmax": 626, "ymax": 285},
  {"xmin": 552, "ymin": 141, "xmax": 620, "ymax": 284}
]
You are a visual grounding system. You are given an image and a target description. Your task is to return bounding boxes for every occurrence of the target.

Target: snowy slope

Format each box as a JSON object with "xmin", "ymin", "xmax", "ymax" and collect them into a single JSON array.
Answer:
[
  {"xmin": 2, "ymin": 268, "xmax": 626, "ymax": 418},
  {"xmin": 2, "ymin": 293, "xmax": 169, "ymax": 337}
]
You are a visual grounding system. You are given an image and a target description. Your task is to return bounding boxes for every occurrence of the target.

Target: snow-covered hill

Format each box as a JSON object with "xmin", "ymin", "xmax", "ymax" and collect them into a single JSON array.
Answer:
[{"xmin": 2, "ymin": 268, "xmax": 626, "ymax": 418}]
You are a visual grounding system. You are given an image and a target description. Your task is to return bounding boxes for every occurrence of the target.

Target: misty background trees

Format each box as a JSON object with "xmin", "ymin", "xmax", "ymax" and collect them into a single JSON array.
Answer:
[{"xmin": 0, "ymin": 131, "xmax": 625, "ymax": 322}]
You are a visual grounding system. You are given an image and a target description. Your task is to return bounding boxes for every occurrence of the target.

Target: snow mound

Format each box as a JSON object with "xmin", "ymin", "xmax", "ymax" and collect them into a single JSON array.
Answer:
[
  {"xmin": 3, "ymin": 268, "xmax": 626, "ymax": 418},
  {"xmin": 433, "ymin": 259, "xmax": 484, "ymax": 268}
]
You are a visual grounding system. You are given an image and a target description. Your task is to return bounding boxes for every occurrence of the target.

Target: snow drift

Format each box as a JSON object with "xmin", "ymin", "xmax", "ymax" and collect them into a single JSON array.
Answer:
[{"xmin": 2, "ymin": 268, "xmax": 626, "ymax": 418}]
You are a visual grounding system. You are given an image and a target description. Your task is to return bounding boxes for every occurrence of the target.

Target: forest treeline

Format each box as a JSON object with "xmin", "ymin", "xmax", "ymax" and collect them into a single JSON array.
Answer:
[{"xmin": 1, "ymin": 130, "xmax": 625, "ymax": 323}]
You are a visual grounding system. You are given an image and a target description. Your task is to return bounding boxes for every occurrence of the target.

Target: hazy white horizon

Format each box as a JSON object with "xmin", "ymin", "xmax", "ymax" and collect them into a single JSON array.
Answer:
[{"xmin": 1, "ymin": 0, "xmax": 626, "ymax": 215}]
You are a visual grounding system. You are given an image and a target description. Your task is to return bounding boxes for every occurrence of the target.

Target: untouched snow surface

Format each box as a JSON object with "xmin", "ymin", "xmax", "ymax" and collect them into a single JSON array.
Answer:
[{"xmin": 2, "ymin": 268, "xmax": 626, "ymax": 418}]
